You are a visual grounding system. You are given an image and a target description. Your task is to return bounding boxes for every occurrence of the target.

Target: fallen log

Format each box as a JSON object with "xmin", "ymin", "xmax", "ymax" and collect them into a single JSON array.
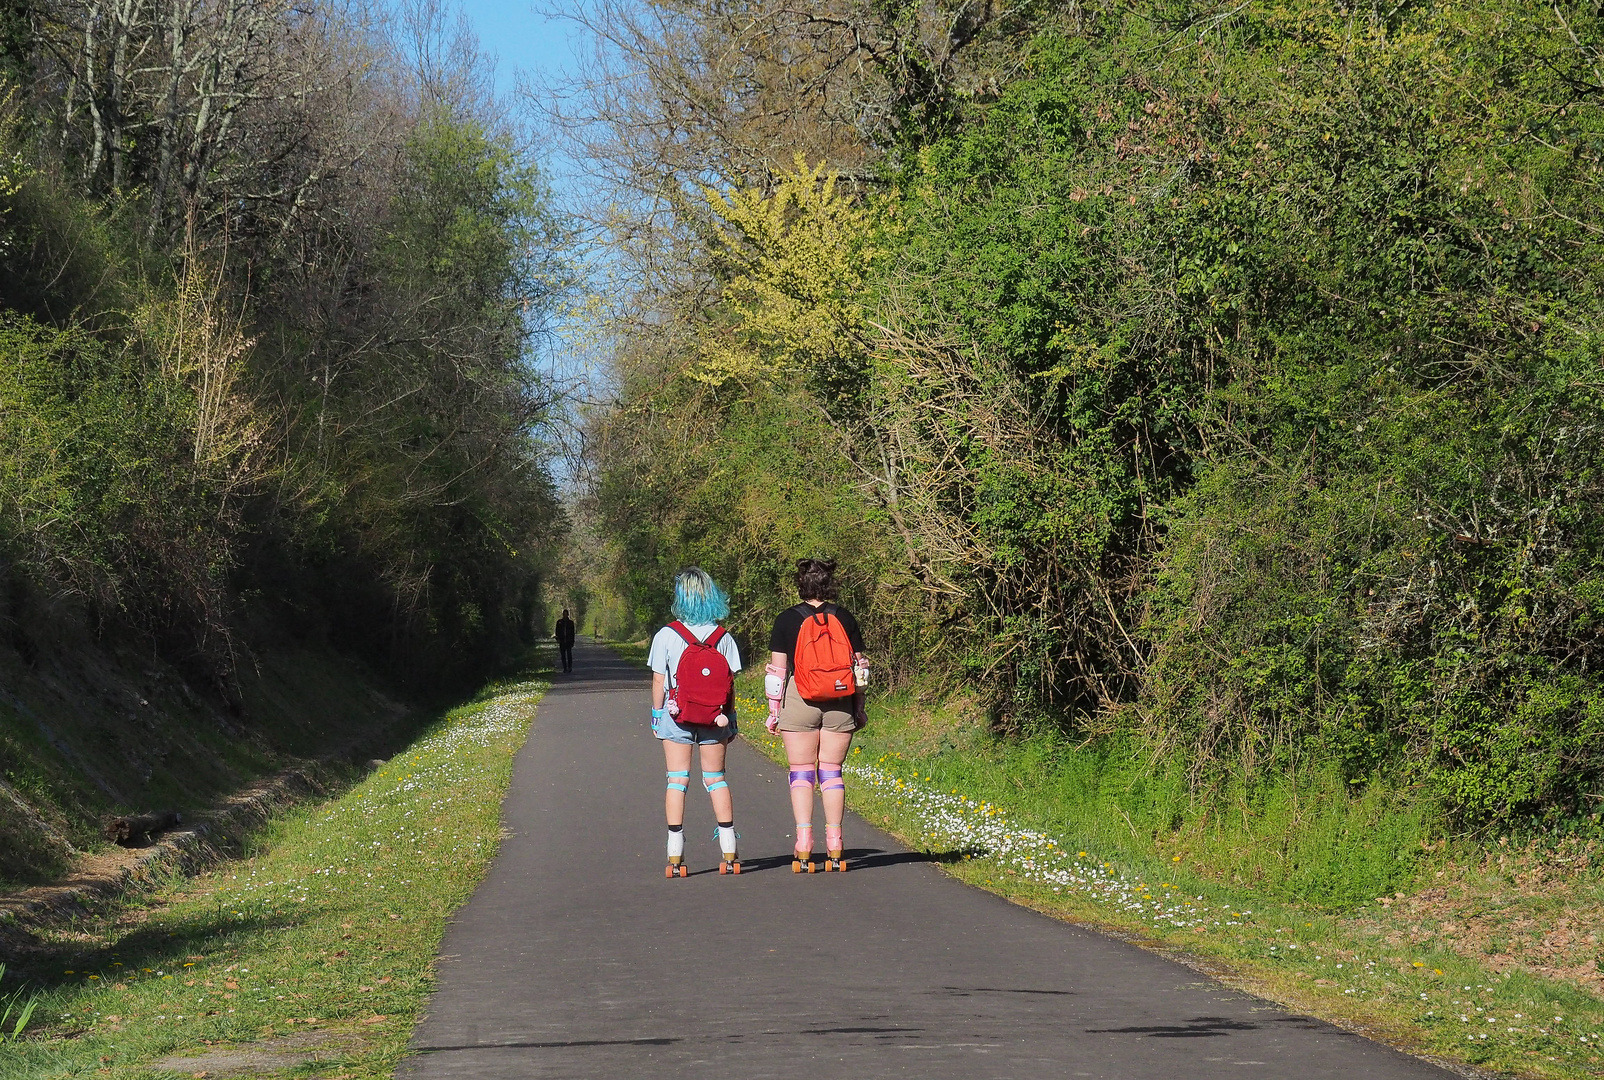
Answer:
[{"xmin": 104, "ymin": 811, "xmax": 182, "ymax": 848}]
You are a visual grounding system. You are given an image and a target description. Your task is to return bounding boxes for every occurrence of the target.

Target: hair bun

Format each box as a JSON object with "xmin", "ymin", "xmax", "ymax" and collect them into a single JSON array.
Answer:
[{"xmin": 794, "ymin": 557, "xmax": 840, "ymax": 601}]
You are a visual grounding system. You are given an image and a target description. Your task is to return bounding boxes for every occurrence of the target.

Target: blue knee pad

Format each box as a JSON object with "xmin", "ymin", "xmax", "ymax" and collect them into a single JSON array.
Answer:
[
  {"xmin": 666, "ymin": 770, "xmax": 689, "ymax": 793},
  {"xmin": 702, "ymin": 770, "xmax": 729, "ymax": 793}
]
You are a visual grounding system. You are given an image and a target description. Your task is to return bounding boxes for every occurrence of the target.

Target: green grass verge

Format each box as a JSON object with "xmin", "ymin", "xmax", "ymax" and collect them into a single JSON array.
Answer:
[
  {"xmin": 0, "ymin": 664, "xmax": 549, "ymax": 1079},
  {"xmin": 729, "ymin": 675, "xmax": 1604, "ymax": 1080},
  {"xmin": 0, "ymin": 644, "xmax": 416, "ymax": 888}
]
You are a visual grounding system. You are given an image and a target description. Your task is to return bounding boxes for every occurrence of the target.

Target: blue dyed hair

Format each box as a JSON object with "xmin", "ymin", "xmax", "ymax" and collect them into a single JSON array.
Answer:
[{"xmin": 671, "ymin": 566, "xmax": 730, "ymax": 624}]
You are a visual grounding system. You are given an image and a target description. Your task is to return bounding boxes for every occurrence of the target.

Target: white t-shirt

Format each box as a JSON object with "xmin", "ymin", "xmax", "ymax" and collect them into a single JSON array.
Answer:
[{"xmin": 649, "ymin": 623, "xmax": 742, "ymax": 687}]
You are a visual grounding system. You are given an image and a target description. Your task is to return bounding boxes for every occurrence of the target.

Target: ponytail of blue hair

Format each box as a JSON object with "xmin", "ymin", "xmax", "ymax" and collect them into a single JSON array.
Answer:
[{"xmin": 671, "ymin": 567, "xmax": 730, "ymax": 625}]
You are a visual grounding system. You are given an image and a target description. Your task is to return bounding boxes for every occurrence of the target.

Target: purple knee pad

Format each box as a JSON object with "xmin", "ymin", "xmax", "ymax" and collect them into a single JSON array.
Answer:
[
  {"xmin": 819, "ymin": 766, "xmax": 844, "ymax": 792},
  {"xmin": 788, "ymin": 768, "xmax": 817, "ymax": 789}
]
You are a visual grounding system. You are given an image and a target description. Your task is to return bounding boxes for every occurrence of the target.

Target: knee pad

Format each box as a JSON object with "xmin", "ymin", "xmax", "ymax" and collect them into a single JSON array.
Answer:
[
  {"xmin": 788, "ymin": 768, "xmax": 817, "ymax": 790},
  {"xmin": 702, "ymin": 770, "xmax": 729, "ymax": 793},
  {"xmin": 819, "ymin": 766, "xmax": 844, "ymax": 792},
  {"xmin": 666, "ymin": 770, "xmax": 689, "ymax": 793}
]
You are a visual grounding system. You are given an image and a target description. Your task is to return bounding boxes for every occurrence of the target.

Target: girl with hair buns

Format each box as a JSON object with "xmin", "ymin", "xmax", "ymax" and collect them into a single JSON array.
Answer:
[
  {"xmin": 765, "ymin": 558, "xmax": 868, "ymax": 872},
  {"xmin": 648, "ymin": 567, "xmax": 744, "ymax": 876}
]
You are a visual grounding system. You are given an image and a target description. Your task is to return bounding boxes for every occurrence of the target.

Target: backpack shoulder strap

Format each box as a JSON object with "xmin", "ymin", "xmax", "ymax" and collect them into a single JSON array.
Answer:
[
  {"xmin": 704, "ymin": 626, "xmax": 727, "ymax": 648},
  {"xmin": 667, "ymin": 620, "xmax": 698, "ymax": 645}
]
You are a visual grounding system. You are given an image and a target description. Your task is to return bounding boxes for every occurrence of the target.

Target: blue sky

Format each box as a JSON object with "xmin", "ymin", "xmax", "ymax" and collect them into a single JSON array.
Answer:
[{"xmin": 452, "ymin": 0, "xmax": 585, "ymax": 98}]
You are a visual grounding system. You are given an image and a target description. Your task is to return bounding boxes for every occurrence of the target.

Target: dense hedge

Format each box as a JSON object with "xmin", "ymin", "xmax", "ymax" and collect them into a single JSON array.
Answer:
[
  {"xmin": 1, "ymin": 62, "xmax": 565, "ymax": 690},
  {"xmin": 595, "ymin": 1, "xmax": 1604, "ymax": 829}
]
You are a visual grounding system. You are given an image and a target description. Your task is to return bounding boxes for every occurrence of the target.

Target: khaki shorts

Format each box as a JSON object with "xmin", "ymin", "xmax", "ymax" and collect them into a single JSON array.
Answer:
[{"xmin": 778, "ymin": 677, "xmax": 860, "ymax": 733}]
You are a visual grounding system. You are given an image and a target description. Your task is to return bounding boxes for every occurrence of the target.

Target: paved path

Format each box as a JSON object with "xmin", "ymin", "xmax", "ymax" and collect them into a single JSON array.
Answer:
[{"xmin": 403, "ymin": 642, "xmax": 1452, "ymax": 1079}]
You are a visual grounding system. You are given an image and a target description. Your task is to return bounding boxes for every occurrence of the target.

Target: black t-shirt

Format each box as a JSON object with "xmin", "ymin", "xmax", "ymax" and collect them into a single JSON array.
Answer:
[
  {"xmin": 555, "ymin": 617, "xmax": 575, "ymax": 645},
  {"xmin": 768, "ymin": 602, "xmax": 865, "ymax": 673}
]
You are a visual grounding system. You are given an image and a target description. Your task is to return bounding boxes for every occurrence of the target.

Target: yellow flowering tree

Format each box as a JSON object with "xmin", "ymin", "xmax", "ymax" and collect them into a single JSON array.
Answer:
[{"xmin": 698, "ymin": 155, "xmax": 881, "ymax": 392}]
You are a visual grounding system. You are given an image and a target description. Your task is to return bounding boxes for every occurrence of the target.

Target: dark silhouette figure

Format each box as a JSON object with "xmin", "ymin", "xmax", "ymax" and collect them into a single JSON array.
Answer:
[{"xmin": 556, "ymin": 608, "xmax": 576, "ymax": 673}]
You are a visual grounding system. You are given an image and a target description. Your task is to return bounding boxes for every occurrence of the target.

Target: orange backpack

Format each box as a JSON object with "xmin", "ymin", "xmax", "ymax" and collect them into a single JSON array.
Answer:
[{"xmin": 793, "ymin": 606, "xmax": 857, "ymax": 700}]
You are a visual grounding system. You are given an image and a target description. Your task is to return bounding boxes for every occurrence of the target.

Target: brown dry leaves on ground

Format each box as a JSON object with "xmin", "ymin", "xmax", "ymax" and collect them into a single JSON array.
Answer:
[{"xmin": 1361, "ymin": 838, "xmax": 1604, "ymax": 993}]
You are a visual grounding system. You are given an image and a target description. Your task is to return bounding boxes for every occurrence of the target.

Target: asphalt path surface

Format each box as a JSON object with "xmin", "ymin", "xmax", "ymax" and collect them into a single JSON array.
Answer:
[{"xmin": 403, "ymin": 641, "xmax": 1453, "ymax": 1079}]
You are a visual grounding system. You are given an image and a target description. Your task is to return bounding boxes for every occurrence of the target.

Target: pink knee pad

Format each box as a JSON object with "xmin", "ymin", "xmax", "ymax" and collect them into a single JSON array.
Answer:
[
  {"xmin": 788, "ymin": 768, "xmax": 817, "ymax": 790},
  {"xmin": 819, "ymin": 766, "xmax": 844, "ymax": 792}
]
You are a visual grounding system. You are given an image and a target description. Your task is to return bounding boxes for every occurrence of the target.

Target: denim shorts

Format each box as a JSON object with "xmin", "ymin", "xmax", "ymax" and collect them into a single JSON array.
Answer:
[{"xmin": 652, "ymin": 712, "xmax": 738, "ymax": 745}]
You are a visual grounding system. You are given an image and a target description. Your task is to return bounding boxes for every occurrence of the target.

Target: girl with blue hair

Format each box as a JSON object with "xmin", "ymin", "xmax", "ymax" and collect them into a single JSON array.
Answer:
[{"xmin": 648, "ymin": 567, "xmax": 743, "ymax": 875}]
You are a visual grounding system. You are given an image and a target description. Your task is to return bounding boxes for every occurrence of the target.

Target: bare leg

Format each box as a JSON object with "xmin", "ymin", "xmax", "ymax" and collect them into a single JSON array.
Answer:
[
  {"xmin": 781, "ymin": 728, "xmax": 821, "ymax": 854},
  {"xmin": 818, "ymin": 728, "xmax": 855, "ymax": 862},
  {"xmin": 662, "ymin": 740, "xmax": 692, "ymax": 826},
  {"xmin": 699, "ymin": 740, "xmax": 733, "ymax": 822}
]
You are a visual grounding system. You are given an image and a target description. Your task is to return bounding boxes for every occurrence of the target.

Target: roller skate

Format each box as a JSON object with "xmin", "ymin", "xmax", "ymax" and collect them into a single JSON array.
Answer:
[
  {"xmin": 664, "ymin": 856, "xmax": 688, "ymax": 878},
  {"xmin": 791, "ymin": 820, "xmax": 816, "ymax": 872},
  {"xmin": 713, "ymin": 823, "xmax": 740, "ymax": 874},
  {"xmin": 823, "ymin": 823, "xmax": 846, "ymax": 872}
]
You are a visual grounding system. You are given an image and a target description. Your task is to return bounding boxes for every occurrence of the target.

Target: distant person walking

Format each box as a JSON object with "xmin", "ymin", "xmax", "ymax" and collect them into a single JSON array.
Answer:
[
  {"xmin": 555, "ymin": 608, "xmax": 576, "ymax": 673},
  {"xmin": 765, "ymin": 558, "xmax": 867, "ymax": 873},
  {"xmin": 650, "ymin": 568, "xmax": 744, "ymax": 876}
]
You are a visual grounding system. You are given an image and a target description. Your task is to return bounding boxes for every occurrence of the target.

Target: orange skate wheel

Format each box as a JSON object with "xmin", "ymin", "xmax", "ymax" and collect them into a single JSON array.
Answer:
[
  {"xmin": 731, "ymin": 862, "xmax": 741, "ymax": 874},
  {"xmin": 664, "ymin": 865, "xmax": 675, "ymax": 878},
  {"xmin": 678, "ymin": 864, "xmax": 688, "ymax": 877},
  {"xmin": 718, "ymin": 861, "xmax": 728, "ymax": 874}
]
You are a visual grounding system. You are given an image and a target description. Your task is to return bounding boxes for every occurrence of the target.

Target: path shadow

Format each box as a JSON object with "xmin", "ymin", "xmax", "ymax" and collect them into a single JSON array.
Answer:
[
  {"xmin": 416, "ymin": 1036, "xmax": 681, "ymax": 1053},
  {"xmin": 1085, "ymin": 1016, "xmax": 1259, "ymax": 1038},
  {"xmin": 691, "ymin": 848, "xmax": 975, "ymax": 876},
  {"xmin": 940, "ymin": 985, "xmax": 1076, "ymax": 997},
  {"xmin": 841, "ymin": 847, "xmax": 974, "ymax": 870}
]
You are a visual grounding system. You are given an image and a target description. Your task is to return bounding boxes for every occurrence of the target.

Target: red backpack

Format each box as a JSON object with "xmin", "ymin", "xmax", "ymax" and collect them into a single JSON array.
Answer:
[
  {"xmin": 793, "ymin": 606, "xmax": 856, "ymax": 700},
  {"xmin": 668, "ymin": 622, "xmax": 734, "ymax": 726}
]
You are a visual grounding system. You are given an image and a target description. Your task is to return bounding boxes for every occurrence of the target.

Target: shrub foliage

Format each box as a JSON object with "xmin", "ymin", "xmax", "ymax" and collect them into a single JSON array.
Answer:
[
  {"xmin": 591, "ymin": 0, "xmax": 1604, "ymax": 829},
  {"xmin": 0, "ymin": 4, "xmax": 566, "ymax": 690}
]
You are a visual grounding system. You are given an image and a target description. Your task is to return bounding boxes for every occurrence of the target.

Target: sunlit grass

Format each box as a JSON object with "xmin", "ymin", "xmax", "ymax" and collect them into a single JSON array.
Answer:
[{"xmin": 0, "ymin": 672, "xmax": 548, "ymax": 1079}]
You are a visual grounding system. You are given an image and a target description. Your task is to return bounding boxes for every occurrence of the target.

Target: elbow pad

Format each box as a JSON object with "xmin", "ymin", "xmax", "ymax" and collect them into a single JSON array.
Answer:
[{"xmin": 764, "ymin": 663, "xmax": 786, "ymax": 701}]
